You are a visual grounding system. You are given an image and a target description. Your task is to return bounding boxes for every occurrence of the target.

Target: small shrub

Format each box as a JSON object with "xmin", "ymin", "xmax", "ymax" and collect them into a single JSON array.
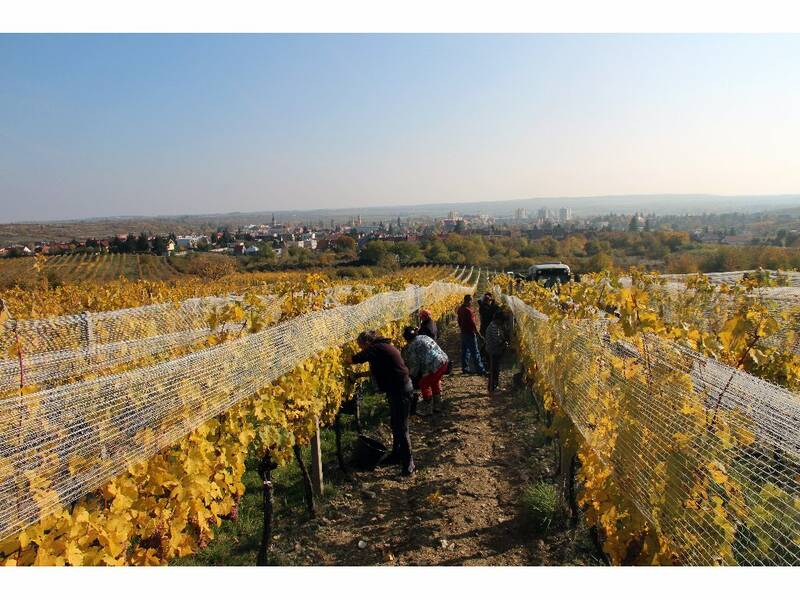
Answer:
[
  {"xmin": 519, "ymin": 482, "xmax": 557, "ymax": 532},
  {"xmin": 335, "ymin": 266, "xmax": 373, "ymax": 279},
  {"xmin": 172, "ymin": 253, "xmax": 238, "ymax": 280},
  {"xmin": 45, "ymin": 271, "xmax": 65, "ymax": 288}
]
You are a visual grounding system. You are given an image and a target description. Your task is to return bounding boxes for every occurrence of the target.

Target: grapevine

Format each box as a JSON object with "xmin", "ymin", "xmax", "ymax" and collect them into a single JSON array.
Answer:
[
  {"xmin": 494, "ymin": 270, "xmax": 800, "ymax": 565},
  {"xmin": 0, "ymin": 265, "xmax": 473, "ymax": 565}
]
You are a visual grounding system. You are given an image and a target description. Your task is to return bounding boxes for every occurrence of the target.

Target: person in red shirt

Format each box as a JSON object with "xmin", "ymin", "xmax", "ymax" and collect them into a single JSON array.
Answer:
[{"xmin": 456, "ymin": 294, "xmax": 486, "ymax": 375}]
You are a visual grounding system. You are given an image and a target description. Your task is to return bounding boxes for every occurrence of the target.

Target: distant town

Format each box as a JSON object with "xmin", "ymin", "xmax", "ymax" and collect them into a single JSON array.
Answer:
[{"xmin": 3, "ymin": 204, "xmax": 799, "ymax": 261}]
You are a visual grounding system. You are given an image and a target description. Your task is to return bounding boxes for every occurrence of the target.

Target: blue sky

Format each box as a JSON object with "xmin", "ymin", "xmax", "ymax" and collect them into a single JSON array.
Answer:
[{"xmin": 1, "ymin": 34, "xmax": 799, "ymax": 221}]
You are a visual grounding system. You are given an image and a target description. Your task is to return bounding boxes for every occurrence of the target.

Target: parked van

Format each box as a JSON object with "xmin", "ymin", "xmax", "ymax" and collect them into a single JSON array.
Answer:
[{"xmin": 528, "ymin": 263, "xmax": 571, "ymax": 287}]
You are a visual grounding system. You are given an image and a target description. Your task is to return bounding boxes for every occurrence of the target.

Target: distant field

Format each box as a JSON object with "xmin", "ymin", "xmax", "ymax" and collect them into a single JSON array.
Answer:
[
  {"xmin": 0, "ymin": 253, "xmax": 181, "ymax": 288},
  {"xmin": 0, "ymin": 257, "xmax": 36, "ymax": 288}
]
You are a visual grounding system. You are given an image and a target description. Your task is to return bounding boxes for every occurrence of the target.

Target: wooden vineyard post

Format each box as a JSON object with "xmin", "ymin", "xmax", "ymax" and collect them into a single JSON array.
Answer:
[
  {"xmin": 81, "ymin": 311, "xmax": 95, "ymax": 355},
  {"xmin": 310, "ymin": 417, "xmax": 324, "ymax": 497},
  {"xmin": 334, "ymin": 412, "xmax": 348, "ymax": 474},
  {"xmin": 256, "ymin": 450, "xmax": 277, "ymax": 566},
  {"xmin": 556, "ymin": 440, "xmax": 577, "ymax": 521},
  {"xmin": 293, "ymin": 444, "xmax": 316, "ymax": 518}
]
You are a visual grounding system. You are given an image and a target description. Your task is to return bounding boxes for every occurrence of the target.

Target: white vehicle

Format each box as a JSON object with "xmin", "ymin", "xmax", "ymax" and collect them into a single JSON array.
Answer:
[{"xmin": 528, "ymin": 262, "xmax": 571, "ymax": 287}]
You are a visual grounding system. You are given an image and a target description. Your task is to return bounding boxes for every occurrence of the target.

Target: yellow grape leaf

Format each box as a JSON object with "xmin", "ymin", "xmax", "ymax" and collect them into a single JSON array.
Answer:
[
  {"xmin": 18, "ymin": 529, "xmax": 30, "ymax": 549},
  {"xmin": 734, "ymin": 426, "xmax": 756, "ymax": 447},
  {"xmin": 708, "ymin": 463, "xmax": 728, "ymax": 486},
  {"xmin": 65, "ymin": 542, "xmax": 84, "ymax": 565},
  {"xmin": 426, "ymin": 491, "xmax": 443, "ymax": 504}
]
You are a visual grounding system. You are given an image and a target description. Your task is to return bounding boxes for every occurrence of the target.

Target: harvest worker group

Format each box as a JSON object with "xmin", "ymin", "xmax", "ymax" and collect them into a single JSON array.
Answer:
[{"xmin": 347, "ymin": 301, "xmax": 506, "ymax": 479}]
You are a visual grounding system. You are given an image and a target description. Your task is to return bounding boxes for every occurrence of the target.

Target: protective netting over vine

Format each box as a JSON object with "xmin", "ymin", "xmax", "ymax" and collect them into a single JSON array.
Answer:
[
  {"xmin": 663, "ymin": 270, "xmax": 800, "ymax": 287},
  {"xmin": 504, "ymin": 293, "xmax": 800, "ymax": 565},
  {"xmin": 652, "ymin": 284, "xmax": 800, "ymax": 356},
  {"xmin": 0, "ymin": 276, "xmax": 475, "ymax": 542},
  {"xmin": 0, "ymin": 295, "xmax": 282, "ymax": 394},
  {"xmin": 614, "ymin": 273, "xmax": 800, "ymax": 356},
  {"xmin": 0, "ymin": 266, "xmax": 469, "ymax": 395}
]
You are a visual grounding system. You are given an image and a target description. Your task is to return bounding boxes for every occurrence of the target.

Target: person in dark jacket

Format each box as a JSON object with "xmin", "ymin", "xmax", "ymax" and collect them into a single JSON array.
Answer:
[
  {"xmin": 485, "ymin": 310, "xmax": 511, "ymax": 394},
  {"xmin": 456, "ymin": 295, "xmax": 486, "ymax": 375},
  {"xmin": 348, "ymin": 330, "xmax": 415, "ymax": 476},
  {"xmin": 417, "ymin": 309, "xmax": 438, "ymax": 340},
  {"xmin": 477, "ymin": 292, "xmax": 498, "ymax": 337},
  {"xmin": 477, "ymin": 291, "xmax": 498, "ymax": 364}
]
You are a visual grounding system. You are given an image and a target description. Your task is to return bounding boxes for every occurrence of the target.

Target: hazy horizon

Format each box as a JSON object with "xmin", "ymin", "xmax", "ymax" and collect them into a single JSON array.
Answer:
[
  {"xmin": 5, "ymin": 193, "xmax": 800, "ymax": 226},
  {"xmin": 2, "ymin": 34, "xmax": 799, "ymax": 222}
]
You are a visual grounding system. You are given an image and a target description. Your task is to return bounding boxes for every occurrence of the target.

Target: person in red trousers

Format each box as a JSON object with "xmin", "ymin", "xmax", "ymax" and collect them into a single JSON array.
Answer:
[{"xmin": 401, "ymin": 326, "xmax": 450, "ymax": 415}]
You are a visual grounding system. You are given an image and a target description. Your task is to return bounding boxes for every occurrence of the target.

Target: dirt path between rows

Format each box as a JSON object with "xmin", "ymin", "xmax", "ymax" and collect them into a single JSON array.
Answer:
[
  {"xmin": 267, "ymin": 323, "xmax": 601, "ymax": 566},
  {"xmin": 312, "ymin": 331, "xmax": 529, "ymax": 565}
]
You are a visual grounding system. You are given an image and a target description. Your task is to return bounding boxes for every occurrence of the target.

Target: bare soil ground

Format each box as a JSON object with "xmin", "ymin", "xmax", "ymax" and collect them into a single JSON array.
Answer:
[{"xmin": 263, "ymin": 324, "xmax": 604, "ymax": 566}]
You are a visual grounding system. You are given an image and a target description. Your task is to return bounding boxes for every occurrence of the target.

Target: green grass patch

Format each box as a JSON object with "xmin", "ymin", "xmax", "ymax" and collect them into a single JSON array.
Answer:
[{"xmin": 519, "ymin": 482, "xmax": 558, "ymax": 534}]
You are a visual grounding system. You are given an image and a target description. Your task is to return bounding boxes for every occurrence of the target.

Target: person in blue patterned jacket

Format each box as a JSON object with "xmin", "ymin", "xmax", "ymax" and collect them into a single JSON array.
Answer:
[{"xmin": 401, "ymin": 326, "xmax": 450, "ymax": 416}]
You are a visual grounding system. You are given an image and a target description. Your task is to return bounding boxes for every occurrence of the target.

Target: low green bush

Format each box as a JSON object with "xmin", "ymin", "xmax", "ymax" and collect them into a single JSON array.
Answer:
[
  {"xmin": 335, "ymin": 266, "xmax": 374, "ymax": 279},
  {"xmin": 519, "ymin": 482, "xmax": 557, "ymax": 532}
]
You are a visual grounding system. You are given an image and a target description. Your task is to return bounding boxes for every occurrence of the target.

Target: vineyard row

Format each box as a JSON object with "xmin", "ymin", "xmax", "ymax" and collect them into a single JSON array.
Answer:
[
  {"xmin": 0, "ymin": 271, "xmax": 475, "ymax": 564},
  {"xmin": 496, "ymin": 275, "xmax": 800, "ymax": 565}
]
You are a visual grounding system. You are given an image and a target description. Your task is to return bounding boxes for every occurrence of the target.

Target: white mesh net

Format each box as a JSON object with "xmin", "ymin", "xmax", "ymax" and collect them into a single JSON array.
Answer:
[
  {"xmin": 0, "ymin": 275, "xmax": 475, "ymax": 543},
  {"xmin": 0, "ymin": 266, "xmax": 471, "ymax": 395},
  {"xmin": 658, "ymin": 286, "xmax": 800, "ymax": 357},
  {"xmin": 0, "ymin": 295, "xmax": 282, "ymax": 394},
  {"xmin": 663, "ymin": 270, "xmax": 800, "ymax": 287},
  {"xmin": 503, "ymin": 292, "xmax": 800, "ymax": 565}
]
